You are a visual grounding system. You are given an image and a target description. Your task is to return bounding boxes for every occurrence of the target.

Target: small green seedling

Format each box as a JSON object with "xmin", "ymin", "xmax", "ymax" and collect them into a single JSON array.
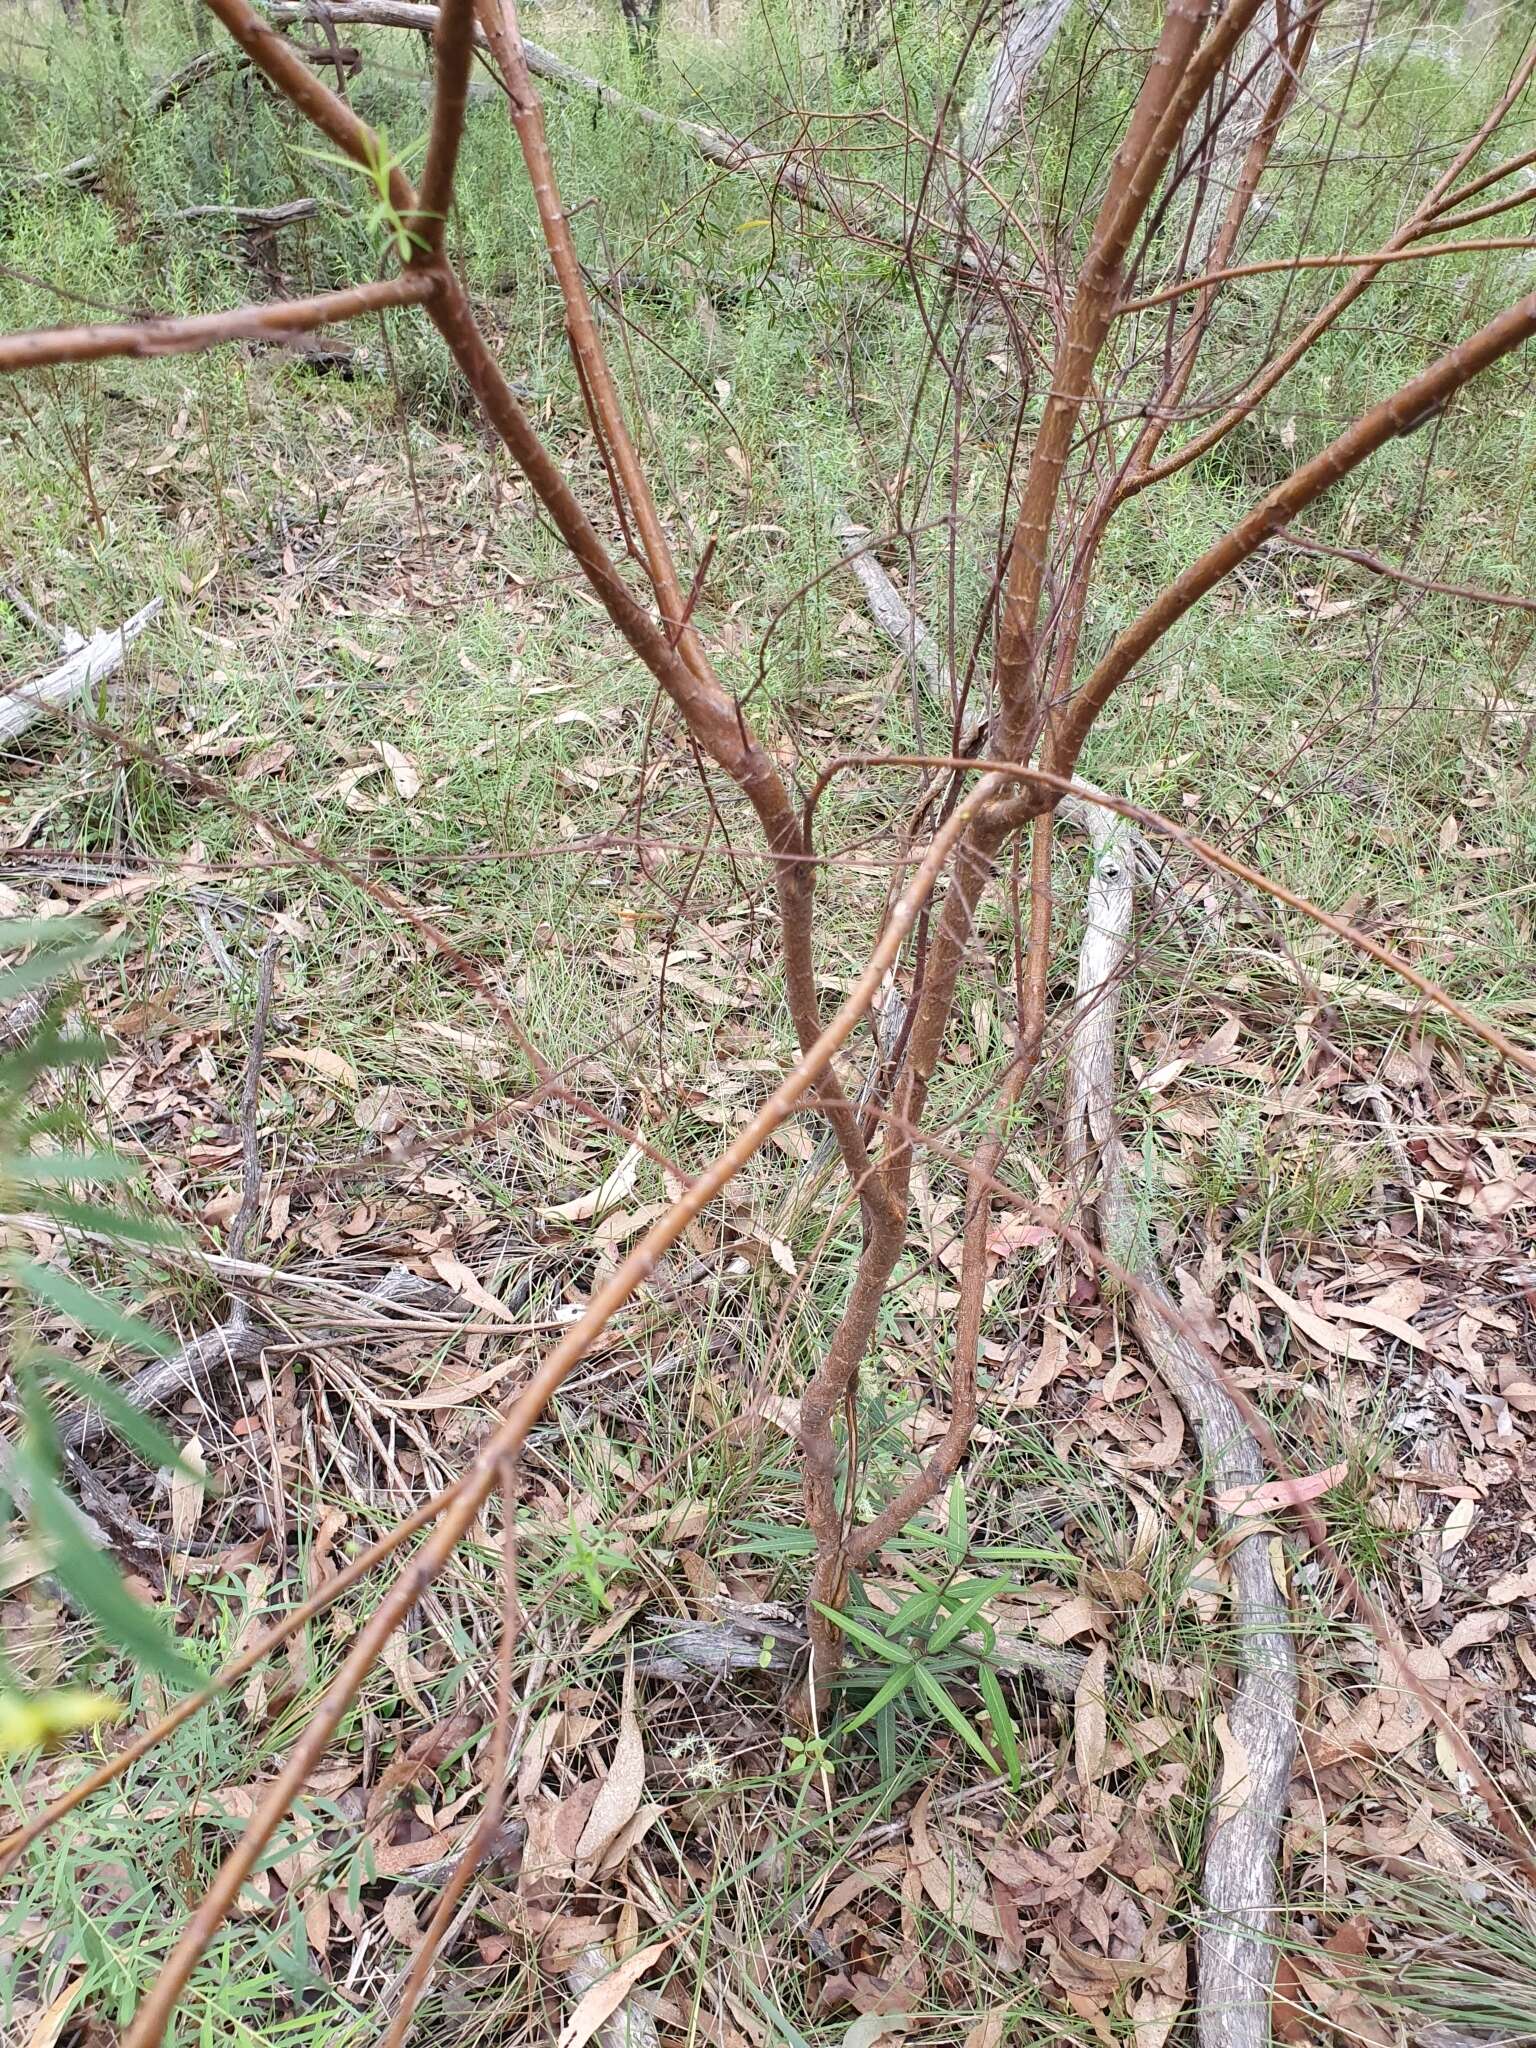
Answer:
[{"xmin": 300, "ymin": 128, "xmax": 437, "ymax": 264}]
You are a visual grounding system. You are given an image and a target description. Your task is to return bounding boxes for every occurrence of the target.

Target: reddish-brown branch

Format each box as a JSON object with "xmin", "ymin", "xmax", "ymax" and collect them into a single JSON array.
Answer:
[
  {"xmin": 9, "ymin": 735, "xmax": 1532, "ymax": 1875},
  {"xmin": 799, "ymin": 812, "xmax": 1020, "ymax": 1681},
  {"xmin": 1048, "ymin": 285, "xmax": 1536, "ymax": 776},
  {"xmin": 842, "ymin": 813, "xmax": 1055, "ymax": 1575},
  {"xmin": 799, "ymin": 4, "xmax": 1286, "ymax": 1688},
  {"xmin": 0, "ymin": 275, "xmax": 435, "ymax": 373},
  {"xmin": 376, "ymin": 1458, "xmax": 522, "ymax": 2048},
  {"xmin": 1118, "ymin": 232, "xmax": 1536, "ymax": 314},
  {"xmin": 1117, "ymin": 34, "xmax": 1536, "ymax": 502},
  {"xmin": 267, "ymin": 0, "xmax": 838, "ymax": 214},
  {"xmin": 1273, "ymin": 524, "xmax": 1536, "ymax": 613},
  {"xmin": 992, "ymin": 0, "xmax": 1238, "ymax": 751},
  {"xmin": 115, "ymin": 771, "xmax": 1006, "ymax": 2048},
  {"xmin": 415, "ymin": 0, "xmax": 477, "ymax": 250},
  {"xmin": 473, "ymin": 0, "xmax": 712, "ymax": 679},
  {"xmin": 1121, "ymin": 0, "xmax": 1316, "ymax": 472},
  {"xmin": 203, "ymin": 0, "xmax": 420, "ymax": 211},
  {"xmin": 806, "ymin": 754, "xmax": 1536, "ymax": 1082},
  {"xmin": 420, "ymin": 263, "xmax": 883, "ymax": 1211}
]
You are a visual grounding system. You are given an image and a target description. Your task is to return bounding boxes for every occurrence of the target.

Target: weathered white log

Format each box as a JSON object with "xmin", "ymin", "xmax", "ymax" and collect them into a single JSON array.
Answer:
[
  {"xmin": 959, "ymin": 0, "xmax": 1076, "ymax": 161},
  {"xmin": 266, "ymin": 0, "xmax": 825, "ymax": 205},
  {"xmin": 1, "ymin": 599, "xmax": 162, "ymax": 747},
  {"xmin": 1065, "ymin": 808, "xmax": 1296, "ymax": 2048},
  {"xmin": 833, "ymin": 513, "xmax": 948, "ymax": 701}
]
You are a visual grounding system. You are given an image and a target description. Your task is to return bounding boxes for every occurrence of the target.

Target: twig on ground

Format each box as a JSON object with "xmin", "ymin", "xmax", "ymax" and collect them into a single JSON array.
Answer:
[
  {"xmin": 266, "ymin": 0, "xmax": 834, "ymax": 212},
  {"xmin": 1063, "ymin": 806, "xmax": 1296, "ymax": 2048},
  {"xmin": 635, "ymin": 1597, "xmax": 1085, "ymax": 1699},
  {"xmin": 60, "ymin": 1266, "xmax": 451, "ymax": 1451},
  {"xmin": 833, "ymin": 511, "xmax": 948, "ymax": 703},
  {"xmin": 164, "ymin": 197, "xmax": 321, "ymax": 230},
  {"xmin": 56, "ymin": 50, "xmax": 239, "ymax": 189},
  {"xmin": 226, "ymin": 935, "xmax": 279, "ymax": 1274},
  {"xmin": 193, "ymin": 904, "xmax": 242, "ymax": 988},
  {"xmin": 0, "ymin": 599, "xmax": 162, "ymax": 747}
]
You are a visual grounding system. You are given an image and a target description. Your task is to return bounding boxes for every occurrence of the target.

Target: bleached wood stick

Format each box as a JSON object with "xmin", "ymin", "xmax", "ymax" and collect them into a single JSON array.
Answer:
[
  {"xmin": 959, "ymin": 0, "xmax": 1076, "ymax": 162},
  {"xmin": 1, "ymin": 599, "xmax": 163, "ymax": 747},
  {"xmin": 1064, "ymin": 808, "xmax": 1296, "ymax": 2048}
]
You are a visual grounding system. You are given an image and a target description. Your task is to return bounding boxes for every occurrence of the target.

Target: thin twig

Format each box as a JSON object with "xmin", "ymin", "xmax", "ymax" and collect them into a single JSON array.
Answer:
[
  {"xmin": 1272, "ymin": 524, "xmax": 1536, "ymax": 614},
  {"xmin": 226, "ymin": 934, "xmax": 279, "ymax": 1272}
]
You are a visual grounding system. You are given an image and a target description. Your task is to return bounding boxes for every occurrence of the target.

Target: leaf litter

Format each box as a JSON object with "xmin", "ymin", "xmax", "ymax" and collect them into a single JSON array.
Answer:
[{"xmin": 1, "ymin": 316, "xmax": 1534, "ymax": 2048}]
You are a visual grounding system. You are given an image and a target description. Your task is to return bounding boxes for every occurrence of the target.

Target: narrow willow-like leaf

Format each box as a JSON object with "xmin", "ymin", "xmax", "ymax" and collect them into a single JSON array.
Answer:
[
  {"xmin": 0, "ymin": 1021, "xmax": 109, "ymax": 1092},
  {"xmin": 814, "ymin": 1601, "xmax": 908, "ymax": 1663},
  {"xmin": 930, "ymin": 1578, "xmax": 1005, "ymax": 1654},
  {"xmin": 840, "ymin": 1661, "xmax": 914, "ymax": 1736},
  {"xmin": 913, "ymin": 1663, "xmax": 1000, "ymax": 1772},
  {"xmin": 10, "ymin": 1395, "xmax": 198, "ymax": 1689},
  {"xmin": 32, "ymin": 1196, "xmax": 180, "ymax": 1249},
  {"xmin": 36, "ymin": 1352, "xmax": 203, "ymax": 1478},
  {"xmin": 9, "ymin": 1256, "xmax": 171, "ymax": 1357},
  {"xmin": 5, "ymin": 1149, "xmax": 147, "ymax": 1188},
  {"xmin": 978, "ymin": 1663, "xmax": 1021, "ymax": 1789}
]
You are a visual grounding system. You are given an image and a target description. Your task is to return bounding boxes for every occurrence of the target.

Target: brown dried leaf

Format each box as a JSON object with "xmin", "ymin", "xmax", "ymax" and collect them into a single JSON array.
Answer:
[
  {"xmin": 908, "ymin": 1787, "xmax": 1004, "ymax": 1939},
  {"xmin": 1074, "ymin": 1643, "xmax": 1110, "ymax": 1786},
  {"xmin": 169, "ymin": 1436, "xmax": 206, "ymax": 1548},
  {"xmin": 574, "ymin": 1694, "xmax": 645, "ymax": 1873},
  {"xmin": 557, "ymin": 1941, "xmax": 670, "ymax": 2048},
  {"xmin": 375, "ymin": 738, "xmax": 421, "ymax": 801},
  {"xmin": 962, "ymin": 2021, "xmax": 1006, "ymax": 2048},
  {"xmin": 540, "ymin": 1142, "xmax": 644, "ymax": 1224},
  {"xmin": 1248, "ymin": 1273, "xmax": 1374, "ymax": 1360},
  {"xmin": 1127, "ymin": 1936, "xmax": 1187, "ymax": 2048},
  {"xmin": 272, "ymin": 1045, "xmax": 358, "ymax": 1092},
  {"xmin": 1213, "ymin": 1461, "xmax": 1347, "ymax": 1519}
]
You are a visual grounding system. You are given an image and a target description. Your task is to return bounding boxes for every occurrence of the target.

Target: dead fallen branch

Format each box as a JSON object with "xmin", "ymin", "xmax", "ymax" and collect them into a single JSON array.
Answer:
[
  {"xmin": 266, "ymin": 0, "xmax": 832, "ymax": 210},
  {"xmin": 1063, "ymin": 807, "xmax": 1296, "ymax": 2048},
  {"xmin": 0, "ymin": 598, "xmax": 162, "ymax": 748},
  {"xmin": 164, "ymin": 197, "xmax": 320, "ymax": 230},
  {"xmin": 959, "ymin": 0, "xmax": 1076, "ymax": 161},
  {"xmin": 61, "ymin": 1266, "xmax": 451, "ymax": 1451},
  {"xmin": 56, "ymin": 49, "xmax": 239, "ymax": 189},
  {"xmin": 636, "ymin": 1597, "xmax": 1087, "ymax": 1700},
  {"xmin": 834, "ymin": 511, "xmax": 948, "ymax": 702}
]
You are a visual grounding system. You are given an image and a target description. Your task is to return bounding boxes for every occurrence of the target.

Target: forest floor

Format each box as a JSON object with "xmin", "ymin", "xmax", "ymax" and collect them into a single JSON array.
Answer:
[{"xmin": 2, "ymin": 7, "xmax": 1536, "ymax": 2047}]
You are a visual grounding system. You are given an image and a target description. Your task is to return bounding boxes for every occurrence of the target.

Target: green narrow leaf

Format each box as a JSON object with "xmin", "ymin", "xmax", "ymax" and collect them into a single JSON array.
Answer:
[
  {"xmin": 978, "ymin": 1664, "xmax": 1021, "ymax": 1789},
  {"xmin": 39, "ymin": 1353, "xmax": 204, "ymax": 1478},
  {"xmin": 945, "ymin": 1474, "xmax": 967, "ymax": 1563},
  {"xmin": 813, "ymin": 1602, "xmax": 909, "ymax": 1664},
  {"xmin": 29, "ymin": 1197, "xmax": 181, "ymax": 1250},
  {"xmin": 912, "ymin": 1664, "xmax": 1001, "ymax": 1772},
  {"xmin": 0, "ymin": 929, "xmax": 107, "ymax": 999},
  {"xmin": 0, "ymin": 1021, "xmax": 109, "ymax": 1093},
  {"xmin": 10, "ymin": 1427, "xmax": 198, "ymax": 1689},
  {"xmin": 875, "ymin": 1699, "xmax": 898, "ymax": 1783},
  {"xmin": 8, "ymin": 1256, "xmax": 171, "ymax": 1357},
  {"xmin": 839, "ymin": 1662, "xmax": 915, "ymax": 1737},
  {"xmin": 930, "ymin": 1578, "xmax": 1006, "ymax": 1654},
  {"xmin": 5, "ymin": 1149, "xmax": 147, "ymax": 1188},
  {"xmin": 888, "ymin": 1586, "xmax": 943, "ymax": 1635}
]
